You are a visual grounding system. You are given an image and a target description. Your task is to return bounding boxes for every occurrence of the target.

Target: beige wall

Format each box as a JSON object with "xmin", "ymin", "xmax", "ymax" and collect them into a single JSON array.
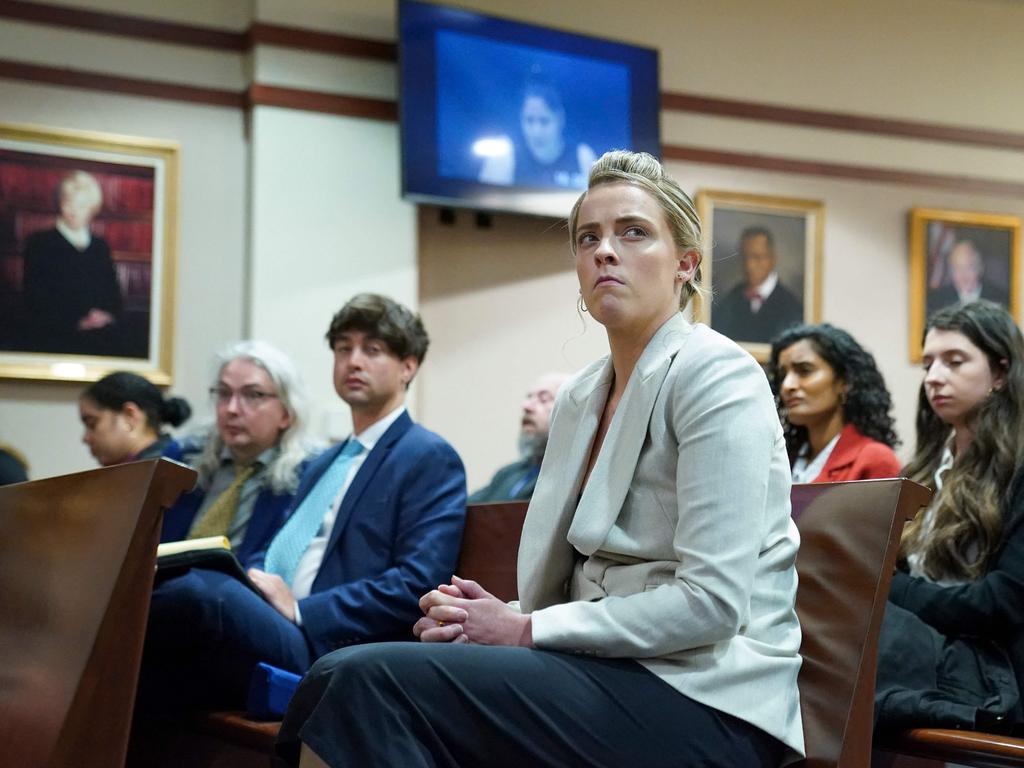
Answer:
[
  {"xmin": 246, "ymin": 107, "xmax": 418, "ymax": 442},
  {"xmin": 259, "ymin": 0, "xmax": 1024, "ymax": 130},
  {"xmin": 2, "ymin": 0, "xmax": 1022, "ymax": 485}
]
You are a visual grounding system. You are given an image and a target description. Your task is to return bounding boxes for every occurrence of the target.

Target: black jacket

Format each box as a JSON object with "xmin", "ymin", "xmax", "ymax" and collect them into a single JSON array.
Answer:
[{"xmin": 876, "ymin": 471, "xmax": 1024, "ymax": 732}]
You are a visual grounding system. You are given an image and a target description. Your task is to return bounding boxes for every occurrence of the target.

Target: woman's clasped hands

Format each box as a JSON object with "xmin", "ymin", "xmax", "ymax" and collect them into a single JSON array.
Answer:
[{"xmin": 414, "ymin": 574, "xmax": 533, "ymax": 648}]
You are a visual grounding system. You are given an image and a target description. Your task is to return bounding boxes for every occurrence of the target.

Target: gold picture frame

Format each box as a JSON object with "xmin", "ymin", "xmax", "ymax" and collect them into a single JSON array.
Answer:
[
  {"xmin": 696, "ymin": 189, "xmax": 824, "ymax": 362},
  {"xmin": 909, "ymin": 207, "xmax": 1021, "ymax": 361},
  {"xmin": 0, "ymin": 122, "xmax": 178, "ymax": 384}
]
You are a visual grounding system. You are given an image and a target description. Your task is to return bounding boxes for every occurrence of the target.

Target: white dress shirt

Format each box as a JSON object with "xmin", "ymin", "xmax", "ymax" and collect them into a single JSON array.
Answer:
[
  {"xmin": 791, "ymin": 432, "xmax": 841, "ymax": 484},
  {"xmin": 747, "ymin": 271, "xmax": 779, "ymax": 313}
]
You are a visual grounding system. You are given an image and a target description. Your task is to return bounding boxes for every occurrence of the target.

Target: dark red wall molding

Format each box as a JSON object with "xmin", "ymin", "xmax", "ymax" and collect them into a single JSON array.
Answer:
[
  {"xmin": 1, "ymin": 3, "xmax": 1021, "ymax": 198},
  {"xmin": 0, "ymin": 0, "xmax": 246, "ymax": 50},
  {"xmin": 662, "ymin": 91, "xmax": 1024, "ymax": 153},
  {"xmin": 662, "ymin": 144, "xmax": 1024, "ymax": 199},
  {"xmin": 3, "ymin": 0, "xmax": 1023, "ymax": 156},
  {"xmin": 1, "ymin": 58, "xmax": 1019, "ymax": 198},
  {"xmin": 247, "ymin": 84, "xmax": 397, "ymax": 121},
  {"xmin": 248, "ymin": 22, "xmax": 396, "ymax": 61},
  {"xmin": 0, "ymin": 59, "xmax": 245, "ymax": 108}
]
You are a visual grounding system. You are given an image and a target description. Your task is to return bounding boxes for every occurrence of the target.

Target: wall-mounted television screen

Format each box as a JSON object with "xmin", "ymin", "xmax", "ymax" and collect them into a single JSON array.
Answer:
[{"xmin": 399, "ymin": 0, "xmax": 661, "ymax": 218}]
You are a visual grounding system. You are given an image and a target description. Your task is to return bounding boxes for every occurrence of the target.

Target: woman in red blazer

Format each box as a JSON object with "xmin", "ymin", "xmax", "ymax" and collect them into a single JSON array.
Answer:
[{"xmin": 770, "ymin": 324, "xmax": 901, "ymax": 483}]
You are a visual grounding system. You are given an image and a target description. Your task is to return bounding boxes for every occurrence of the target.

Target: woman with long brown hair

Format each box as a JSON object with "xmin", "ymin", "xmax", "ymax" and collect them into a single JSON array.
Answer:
[{"xmin": 876, "ymin": 300, "xmax": 1024, "ymax": 732}]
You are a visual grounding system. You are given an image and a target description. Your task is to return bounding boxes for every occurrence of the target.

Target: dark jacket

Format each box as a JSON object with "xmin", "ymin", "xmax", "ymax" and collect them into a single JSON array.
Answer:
[
  {"xmin": 248, "ymin": 410, "xmax": 467, "ymax": 658},
  {"xmin": 0, "ymin": 447, "xmax": 28, "ymax": 485},
  {"xmin": 712, "ymin": 279, "xmax": 803, "ymax": 344},
  {"xmin": 876, "ymin": 470, "xmax": 1024, "ymax": 732},
  {"xmin": 809, "ymin": 424, "xmax": 901, "ymax": 483},
  {"xmin": 467, "ymin": 457, "xmax": 540, "ymax": 503}
]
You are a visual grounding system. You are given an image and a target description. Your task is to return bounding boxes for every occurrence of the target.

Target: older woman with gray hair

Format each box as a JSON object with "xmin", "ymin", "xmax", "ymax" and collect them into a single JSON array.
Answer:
[{"xmin": 162, "ymin": 339, "xmax": 320, "ymax": 566}]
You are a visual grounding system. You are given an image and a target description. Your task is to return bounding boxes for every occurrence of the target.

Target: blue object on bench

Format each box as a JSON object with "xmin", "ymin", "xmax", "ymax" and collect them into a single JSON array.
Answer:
[{"xmin": 246, "ymin": 662, "xmax": 302, "ymax": 720}]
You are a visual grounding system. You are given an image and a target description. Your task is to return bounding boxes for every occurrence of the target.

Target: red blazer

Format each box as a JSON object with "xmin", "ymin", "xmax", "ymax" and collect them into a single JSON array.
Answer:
[{"xmin": 813, "ymin": 423, "xmax": 902, "ymax": 483}]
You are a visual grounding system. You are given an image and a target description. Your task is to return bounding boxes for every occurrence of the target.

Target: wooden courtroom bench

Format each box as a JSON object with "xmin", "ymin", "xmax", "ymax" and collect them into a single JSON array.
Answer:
[
  {"xmin": 873, "ymin": 729, "xmax": 1024, "ymax": 767},
  {"xmin": 138, "ymin": 480, "xmax": 1024, "ymax": 768},
  {"xmin": 128, "ymin": 500, "xmax": 530, "ymax": 768},
  {"xmin": 0, "ymin": 458, "xmax": 197, "ymax": 768},
  {"xmin": 791, "ymin": 478, "xmax": 930, "ymax": 767},
  {"xmin": 796, "ymin": 480, "xmax": 1024, "ymax": 768},
  {"xmin": 142, "ymin": 487, "xmax": 937, "ymax": 768},
  {"xmin": 141, "ymin": 482, "xmax": 945, "ymax": 768}
]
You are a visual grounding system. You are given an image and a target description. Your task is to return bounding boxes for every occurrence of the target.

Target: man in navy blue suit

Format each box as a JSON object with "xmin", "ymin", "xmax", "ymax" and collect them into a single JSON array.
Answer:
[{"xmin": 138, "ymin": 294, "xmax": 467, "ymax": 711}]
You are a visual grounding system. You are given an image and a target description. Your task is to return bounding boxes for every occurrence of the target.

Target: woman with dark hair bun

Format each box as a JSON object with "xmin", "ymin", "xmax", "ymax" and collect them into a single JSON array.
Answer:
[
  {"xmin": 769, "ymin": 323, "xmax": 901, "ymax": 483},
  {"xmin": 876, "ymin": 300, "xmax": 1024, "ymax": 732},
  {"xmin": 79, "ymin": 371, "xmax": 191, "ymax": 466}
]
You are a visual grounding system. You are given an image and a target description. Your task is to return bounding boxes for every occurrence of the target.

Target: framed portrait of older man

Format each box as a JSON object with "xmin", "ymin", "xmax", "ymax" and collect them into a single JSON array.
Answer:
[
  {"xmin": 909, "ymin": 207, "xmax": 1021, "ymax": 361},
  {"xmin": 696, "ymin": 190, "xmax": 824, "ymax": 362},
  {"xmin": 0, "ymin": 122, "xmax": 178, "ymax": 383}
]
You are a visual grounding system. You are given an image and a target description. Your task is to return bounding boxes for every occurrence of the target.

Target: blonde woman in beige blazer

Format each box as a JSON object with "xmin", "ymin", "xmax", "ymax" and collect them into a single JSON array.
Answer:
[{"xmin": 281, "ymin": 152, "xmax": 805, "ymax": 768}]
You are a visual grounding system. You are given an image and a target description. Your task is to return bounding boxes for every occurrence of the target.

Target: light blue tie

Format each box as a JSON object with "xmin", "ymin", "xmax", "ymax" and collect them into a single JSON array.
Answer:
[{"xmin": 264, "ymin": 439, "xmax": 364, "ymax": 586}]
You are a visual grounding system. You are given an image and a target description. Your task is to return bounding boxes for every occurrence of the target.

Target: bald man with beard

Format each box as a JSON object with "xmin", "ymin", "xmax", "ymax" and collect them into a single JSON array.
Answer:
[{"xmin": 469, "ymin": 372, "xmax": 570, "ymax": 503}]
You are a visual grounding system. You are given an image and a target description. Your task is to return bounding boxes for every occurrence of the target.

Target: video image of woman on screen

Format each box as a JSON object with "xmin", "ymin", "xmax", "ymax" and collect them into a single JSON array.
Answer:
[
  {"xmin": 22, "ymin": 170, "xmax": 124, "ymax": 356},
  {"xmin": 477, "ymin": 72, "xmax": 596, "ymax": 189}
]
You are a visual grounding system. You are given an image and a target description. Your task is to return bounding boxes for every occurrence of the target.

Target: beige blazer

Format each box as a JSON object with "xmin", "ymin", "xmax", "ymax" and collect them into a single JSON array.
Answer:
[{"xmin": 518, "ymin": 313, "xmax": 805, "ymax": 757}]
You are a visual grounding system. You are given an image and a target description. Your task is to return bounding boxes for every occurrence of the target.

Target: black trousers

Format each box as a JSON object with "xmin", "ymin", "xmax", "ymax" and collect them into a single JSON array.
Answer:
[
  {"xmin": 137, "ymin": 569, "xmax": 313, "ymax": 715},
  {"xmin": 278, "ymin": 643, "xmax": 785, "ymax": 768}
]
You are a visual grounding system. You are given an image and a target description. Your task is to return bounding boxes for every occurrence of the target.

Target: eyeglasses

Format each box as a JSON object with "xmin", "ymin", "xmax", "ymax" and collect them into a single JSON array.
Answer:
[{"xmin": 209, "ymin": 385, "xmax": 279, "ymax": 410}]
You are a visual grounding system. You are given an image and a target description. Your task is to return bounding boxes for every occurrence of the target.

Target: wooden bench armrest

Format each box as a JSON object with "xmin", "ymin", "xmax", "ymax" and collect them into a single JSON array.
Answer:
[
  {"xmin": 192, "ymin": 711, "xmax": 282, "ymax": 753},
  {"xmin": 878, "ymin": 728, "xmax": 1024, "ymax": 768}
]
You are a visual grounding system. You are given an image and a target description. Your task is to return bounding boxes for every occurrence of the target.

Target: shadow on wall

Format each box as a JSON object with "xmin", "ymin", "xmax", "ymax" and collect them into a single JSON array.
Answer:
[{"xmin": 418, "ymin": 205, "xmax": 573, "ymax": 300}]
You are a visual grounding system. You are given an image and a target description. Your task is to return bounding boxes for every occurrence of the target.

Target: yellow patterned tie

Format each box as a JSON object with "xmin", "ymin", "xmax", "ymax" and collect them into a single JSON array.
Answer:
[{"xmin": 187, "ymin": 463, "xmax": 257, "ymax": 540}]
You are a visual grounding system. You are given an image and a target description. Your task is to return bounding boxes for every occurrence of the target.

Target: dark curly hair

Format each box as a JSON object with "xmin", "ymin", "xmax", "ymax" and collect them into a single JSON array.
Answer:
[{"xmin": 768, "ymin": 323, "xmax": 899, "ymax": 460}]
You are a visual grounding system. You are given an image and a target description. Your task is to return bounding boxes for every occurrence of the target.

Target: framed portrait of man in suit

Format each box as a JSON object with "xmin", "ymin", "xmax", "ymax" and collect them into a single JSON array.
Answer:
[
  {"xmin": 0, "ymin": 122, "xmax": 178, "ymax": 384},
  {"xmin": 696, "ymin": 190, "xmax": 824, "ymax": 362},
  {"xmin": 909, "ymin": 207, "xmax": 1021, "ymax": 361}
]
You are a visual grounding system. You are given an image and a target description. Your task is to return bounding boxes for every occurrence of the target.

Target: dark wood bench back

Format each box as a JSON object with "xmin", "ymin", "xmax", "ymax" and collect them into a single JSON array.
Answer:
[
  {"xmin": 792, "ymin": 479, "xmax": 930, "ymax": 768},
  {"xmin": 133, "ymin": 482, "xmax": 948, "ymax": 768},
  {"xmin": 456, "ymin": 500, "xmax": 529, "ymax": 601},
  {"xmin": 0, "ymin": 459, "xmax": 195, "ymax": 768}
]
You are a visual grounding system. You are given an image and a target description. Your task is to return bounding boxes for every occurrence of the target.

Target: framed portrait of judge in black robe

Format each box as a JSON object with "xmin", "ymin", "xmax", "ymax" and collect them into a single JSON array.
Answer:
[{"xmin": 0, "ymin": 123, "xmax": 178, "ymax": 384}]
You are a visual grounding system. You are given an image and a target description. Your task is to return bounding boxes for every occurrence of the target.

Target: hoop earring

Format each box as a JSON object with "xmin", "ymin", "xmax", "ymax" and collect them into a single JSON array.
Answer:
[{"xmin": 577, "ymin": 293, "xmax": 588, "ymax": 313}]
